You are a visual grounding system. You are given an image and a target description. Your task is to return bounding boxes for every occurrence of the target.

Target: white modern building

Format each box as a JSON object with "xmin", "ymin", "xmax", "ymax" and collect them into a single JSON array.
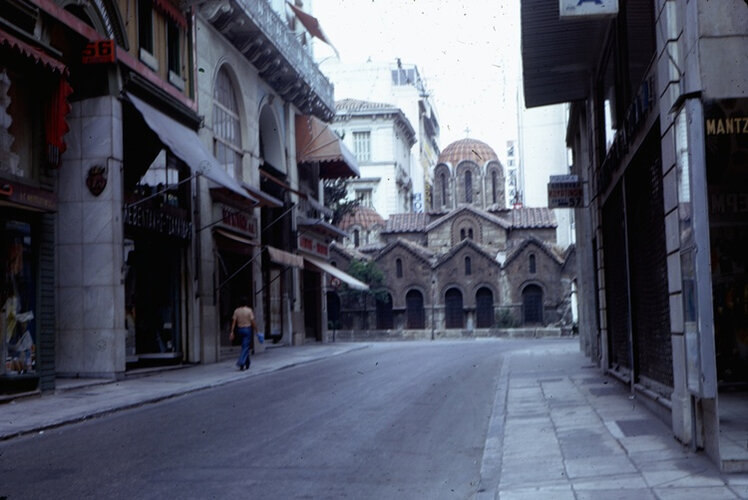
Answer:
[
  {"xmin": 334, "ymin": 99, "xmax": 416, "ymax": 219},
  {"xmin": 320, "ymin": 59, "xmax": 440, "ymax": 212},
  {"xmin": 516, "ymin": 88, "xmax": 575, "ymax": 248}
]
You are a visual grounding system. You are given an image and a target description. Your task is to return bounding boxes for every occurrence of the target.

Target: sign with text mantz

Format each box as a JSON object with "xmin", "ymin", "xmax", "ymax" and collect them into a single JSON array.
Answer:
[
  {"xmin": 548, "ymin": 175, "xmax": 583, "ymax": 209},
  {"xmin": 559, "ymin": 0, "xmax": 619, "ymax": 18}
]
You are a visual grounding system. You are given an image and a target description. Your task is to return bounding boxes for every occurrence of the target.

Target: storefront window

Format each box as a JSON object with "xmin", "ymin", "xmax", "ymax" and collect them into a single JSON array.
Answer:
[
  {"xmin": 1, "ymin": 219, "xmax": 36, "ymax": 377},
  {"xmin": 124, "ymin": 149, "xmax": 191, "ymax": 366}
]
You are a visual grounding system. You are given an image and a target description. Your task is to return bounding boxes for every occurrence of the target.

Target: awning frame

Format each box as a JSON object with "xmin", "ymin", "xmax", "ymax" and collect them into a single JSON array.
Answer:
[
  {"xmin": 267, "ymin": 246, "xmax": 304, "ymax": 269},
  {"xmin": 304, "ymin": 256, "xmax": 369, "ymax": 291}
]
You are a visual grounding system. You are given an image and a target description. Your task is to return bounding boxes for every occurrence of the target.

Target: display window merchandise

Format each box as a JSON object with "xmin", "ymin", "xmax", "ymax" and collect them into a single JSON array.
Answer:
[{"xmin": 1, "ymin": 218, "xmax": 36, "ymax": 380}]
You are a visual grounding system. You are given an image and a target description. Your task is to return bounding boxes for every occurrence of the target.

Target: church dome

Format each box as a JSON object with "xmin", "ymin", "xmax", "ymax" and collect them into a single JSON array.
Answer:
[{"xmin": 438, "ymin": 138, "xmax": 499, "ymax": 166}]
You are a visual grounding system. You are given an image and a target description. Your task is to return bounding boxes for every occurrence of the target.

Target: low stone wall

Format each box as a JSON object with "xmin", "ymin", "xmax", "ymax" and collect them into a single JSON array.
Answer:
[{"xmin": 328, "ymin": 327, "xmax": 573, "ymax": 342}]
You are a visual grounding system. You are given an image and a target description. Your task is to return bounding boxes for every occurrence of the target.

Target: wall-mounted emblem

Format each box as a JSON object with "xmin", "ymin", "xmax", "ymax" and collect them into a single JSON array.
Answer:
[{"xmin": 86, "ymin": 165, "xmax": 108, "ymax": 196}]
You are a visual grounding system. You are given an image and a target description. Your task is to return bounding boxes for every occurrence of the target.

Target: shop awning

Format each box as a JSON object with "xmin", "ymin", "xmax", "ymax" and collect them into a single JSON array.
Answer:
[
  {"xmin": 267, "ymin": 246, "xmax": 304, "ymax": 268},
  {"xmin": 297, "ymin": 217, "xmax": 347, "ymax": 239},
  {"xmin": 0, "ymin": 30, "xmax": 68, "ymax": 75},
  {"xmin": 213, "ymin": 228, "xmax": 256, "ymax": 246},
  {"xmin": 520, "ymin": 0, "xmax": 608, "ymax": 108},
  {"xmin": 242, "ymin": 182, "xmax": 283, "ymax": 208},
  {"xmin": 305, "ymin": 196, "xmax": 333, "ymax": 218},
  {"xmin": 304, "ymin": 256, "xmax": 369, "ymax": 291},
  {"xmin": 295, "ymin": 115, "xmax": 359, "ymax": 179},
  {"xmin": 126, "ymin": 92, "xmax": 253, "ymax": 200}
]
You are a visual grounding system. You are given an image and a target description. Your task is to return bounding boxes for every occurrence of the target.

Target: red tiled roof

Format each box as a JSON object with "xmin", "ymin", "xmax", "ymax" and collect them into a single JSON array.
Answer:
[
  {"xmin": 510, "ymin": 207, "xmax": 557, "ymax": 229},
  {"xmin": 338, "ymin": 205, "xmax": 385, "ymax": 231},
  {"xmin": 383, "ymin": 213, "xmax": 429, "ymax": 233},
  {"xmin": 438, "ymin": 138, "xmax": 498, "ymax": 165}
]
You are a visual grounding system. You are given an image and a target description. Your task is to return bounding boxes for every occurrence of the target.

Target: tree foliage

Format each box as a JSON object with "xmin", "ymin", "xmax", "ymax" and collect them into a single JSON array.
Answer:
[
  {"xmin": 323, "ymin": 178, "xmax": 358, "ymax": 225},
  {"xmin": 339, "ymin": 259, "xmax": 390, "ymax": 305}
]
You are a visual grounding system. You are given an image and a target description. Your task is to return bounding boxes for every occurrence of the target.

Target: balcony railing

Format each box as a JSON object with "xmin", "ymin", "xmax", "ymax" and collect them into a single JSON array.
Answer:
[{"xmin": 202, "ymin": 0, "xmax": 334, "ymax": 121}]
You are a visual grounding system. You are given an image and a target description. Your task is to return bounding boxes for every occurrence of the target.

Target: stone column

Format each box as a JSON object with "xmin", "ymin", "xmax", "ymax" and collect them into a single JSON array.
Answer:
[{"xmin": 57, "ymin": 96, "xmax": 125, "ymax": 377}]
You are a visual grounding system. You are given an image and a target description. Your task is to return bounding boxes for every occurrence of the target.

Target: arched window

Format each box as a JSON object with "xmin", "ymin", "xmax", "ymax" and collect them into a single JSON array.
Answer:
[
  {"xmin": 476, "ymin": 287, "xmax": 494, "ymax": 328},
  {"xmin": 353, "ymin": 229, "xmax": 360, "ymax": 247},
  {"xmin": 491, "ymin": 171, "xmax": 498, "ymax": 204},
  {"xmin": 396, "ymin": 258, "xmax": 403, "ymax": 278},
  {"xmin": 445, "ymin": 288, "xmax": 464, "ymax": 329},
  {"xmin": 468, "ymin": 228, "xmax": 473, "ymax": 240},
  {"xmin": 460, "ymin": 228, "xmax": 466, "ymax": 240},
  {"xmin": 440, "ymin": 172, "xmax": 447, "ymax": 207},
  {"xmin": 376, "ymin": 293, "xmax": 394, "ymax": 329},
  {"xmin": 406, "ymin": 290, "xmax": 425, "ymax": 329},
  {"xmin": 522, "ymin": 285, "xmax": 543, "ymax": 324},
  {"xmin": 213, "ymin": 68, "xmax": 242, "ymax": 179},
  {"xmin": 465, "ymin": 256, "xmax": 471, "ymax": 276},
  {"xmin": 465, "ymin": 170, "xmax": 472, "ymax": 203},
  {"xmin": 529, "ymin": 254, "xmax": 536, "ymax": 274}
]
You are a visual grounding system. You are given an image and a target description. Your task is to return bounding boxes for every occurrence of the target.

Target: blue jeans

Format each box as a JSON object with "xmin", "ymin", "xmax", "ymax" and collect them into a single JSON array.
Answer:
[{"xmin": 236, "ymin": 327, "xmax": 252, "ymax": 368}]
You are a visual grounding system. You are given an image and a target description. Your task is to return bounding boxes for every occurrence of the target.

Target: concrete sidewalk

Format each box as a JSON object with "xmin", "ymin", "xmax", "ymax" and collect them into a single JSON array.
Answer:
[
  {"xmin": 0, "ymin": 343, "xmax": 364, "ymax": 441},
  {"xmin": 488, "ymin": 342, "xmax": 748, "ymax": 500}
]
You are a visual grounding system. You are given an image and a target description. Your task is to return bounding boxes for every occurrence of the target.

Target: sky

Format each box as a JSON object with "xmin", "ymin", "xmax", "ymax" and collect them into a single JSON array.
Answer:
[{"xmin": 310, "ymin": 0, "xmax": 523, "ymax": 157}]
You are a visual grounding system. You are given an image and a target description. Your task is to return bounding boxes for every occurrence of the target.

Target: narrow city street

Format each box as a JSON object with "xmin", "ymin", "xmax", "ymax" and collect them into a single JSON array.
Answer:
[{"xmin": 0, "ymin": 341, "xmax": 512, "ymax": 499}]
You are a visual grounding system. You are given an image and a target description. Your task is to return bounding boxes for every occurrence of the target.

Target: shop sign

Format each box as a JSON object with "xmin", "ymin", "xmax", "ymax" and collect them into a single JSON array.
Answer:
[
  {"xmin": 298, "ymin": 234, "xmax": 328, "ymax": 258},
  {"xmin": 600, "ymin": 75, "xmax": 656, "ymax": 193},
  {"xmin": 559, "ymin": 0, "xmax": 618, "ymax": 18},
  {"xmin": 705, "ymin": 98, "xmax": 748, "ymax": 223},
  {"xmin": 704, "ymin": 97, "xmax": 748, "ymax": 393},
  {"xmin": 214, "ymin": 203, "xmax": 256, "ymax": 239},
  {"xmin": 124, "ymin": 205, "xmax": 191, "ymax": 239},
  {"xmin": 82, "ymin": 40, "xmax": 116, "ymax": 64},
  {"xmin": 0, "ymin": 181, "xmax": 56, "ymax": 211},
  {"xmin": 548, "ymin": 175, "xmax": 583, "ymax": 208}
]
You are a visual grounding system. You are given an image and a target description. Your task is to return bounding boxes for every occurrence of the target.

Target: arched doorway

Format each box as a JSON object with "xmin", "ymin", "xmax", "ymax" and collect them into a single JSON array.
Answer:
[
  {"xmin": 445, "ymin": 288, "xmax": 464, "ymax": 329},
  {"xmin": 406, "ymin": 290, "xmax": 425, "ymax": 329},
  {"xmin": 476, "ymin": 287, "xmax": 494, "ymax": 328},
  {"xmin": 522, "ymin": 284, "xmax": 544, "ymax": 325},
  {"xmin": 376, "ymin": 293, "xmax": 393, "ymax": 329}
]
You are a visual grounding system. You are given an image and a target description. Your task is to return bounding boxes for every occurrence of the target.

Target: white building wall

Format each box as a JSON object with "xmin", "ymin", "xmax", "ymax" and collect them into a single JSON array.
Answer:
[
  {"xmin": 338, "ymin": 112, "xmax": 413, "ymax": 218},
  {"xmin": 516, "ymin": 94, "xmax": 574, "ymax": 247},
  {"xmin": 322, "ymin": 60, "xmax": 436, "ymax": 212}
]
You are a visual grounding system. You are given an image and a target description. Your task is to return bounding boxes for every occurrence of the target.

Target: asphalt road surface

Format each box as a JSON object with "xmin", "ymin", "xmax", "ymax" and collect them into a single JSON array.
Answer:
[{"xmin": 0, "ymin": 340, "xmax": 531, "ymax": 499}]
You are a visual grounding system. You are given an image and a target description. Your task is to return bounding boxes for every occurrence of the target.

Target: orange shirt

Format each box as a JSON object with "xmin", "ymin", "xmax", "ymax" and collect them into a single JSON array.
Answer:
[{"xmin": 232, "ymin": 306, "xmax": 255, "ymax": 328}]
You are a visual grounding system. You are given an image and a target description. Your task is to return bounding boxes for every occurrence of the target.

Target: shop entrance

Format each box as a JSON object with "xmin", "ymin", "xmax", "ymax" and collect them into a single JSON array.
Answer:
[
  {"xmin": 123, "ymin": 147, "xmax": 191, "ymax": 368},
  {"xmin": 216, "ymin": 249, "xmax": 254, "ymax": 347},
  {"xmin": 303, "ymin": 268, "xmax": 322, "ymax": 341},
  {"xmin": 124, "ymin": 234, "xmax": 185, "ymax": 363}
]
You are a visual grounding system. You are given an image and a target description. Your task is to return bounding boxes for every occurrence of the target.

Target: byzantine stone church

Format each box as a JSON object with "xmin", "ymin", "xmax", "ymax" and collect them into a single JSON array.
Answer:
[{"xmin": 330, "ymin": 138, "xmax": 576, "ymax": 336}]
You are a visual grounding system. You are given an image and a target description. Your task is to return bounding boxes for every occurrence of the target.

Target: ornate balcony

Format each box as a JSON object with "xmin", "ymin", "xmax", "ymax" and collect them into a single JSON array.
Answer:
[{"xmin": 200, "ymin": 0, "xmax": 334, "ymax": 121}]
